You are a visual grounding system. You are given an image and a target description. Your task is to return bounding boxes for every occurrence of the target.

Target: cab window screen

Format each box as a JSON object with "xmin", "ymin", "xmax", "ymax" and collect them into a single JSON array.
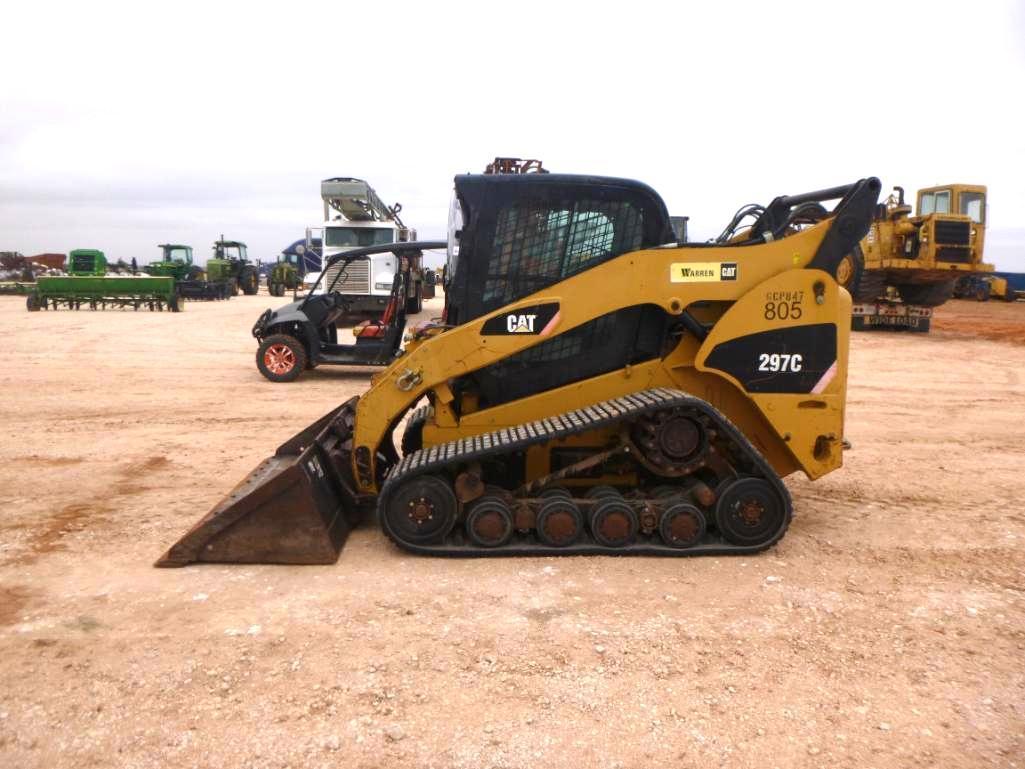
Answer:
[{"xmin": 482, "ymin": 198, "xmax": 643, "ymax": 311}]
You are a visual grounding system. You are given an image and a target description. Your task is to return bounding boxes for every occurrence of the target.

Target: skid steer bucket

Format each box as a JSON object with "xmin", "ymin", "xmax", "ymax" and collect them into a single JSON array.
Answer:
[{"xmin": 155, "ymin": 399, "xmax": 363, "ymax": 567}]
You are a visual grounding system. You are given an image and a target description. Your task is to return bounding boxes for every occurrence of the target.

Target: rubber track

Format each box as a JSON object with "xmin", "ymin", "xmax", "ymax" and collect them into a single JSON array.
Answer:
[
  {"xmin": 400, "ymin": 404, "xmax": 432, "ymax": 455},
  {"xmin": 378, "ymin": 387, "xmax": 792, "ymax": 557}
]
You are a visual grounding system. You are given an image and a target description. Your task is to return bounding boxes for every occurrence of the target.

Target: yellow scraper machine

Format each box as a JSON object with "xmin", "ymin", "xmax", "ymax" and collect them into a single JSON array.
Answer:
[{"xmin": 157, "ymin": 163, "xmax": 880, "ymax": 566}]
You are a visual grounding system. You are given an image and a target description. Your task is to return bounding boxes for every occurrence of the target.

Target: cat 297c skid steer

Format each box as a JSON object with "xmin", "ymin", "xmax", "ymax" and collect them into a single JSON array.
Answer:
[{"xmin": 157, "ymin": 170, "xmax": 880, "ymax": 566}]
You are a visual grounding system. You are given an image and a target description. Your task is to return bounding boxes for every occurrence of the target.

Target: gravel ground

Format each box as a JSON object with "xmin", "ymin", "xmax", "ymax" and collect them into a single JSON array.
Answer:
[{"xmin": 1, "ymin": 292, "xmax": 1023, "ymax": 769}]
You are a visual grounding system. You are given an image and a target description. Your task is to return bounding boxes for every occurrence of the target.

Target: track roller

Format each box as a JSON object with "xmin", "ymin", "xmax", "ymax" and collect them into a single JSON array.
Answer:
[
  {"xmin": 589, "ymin": 493, "xmax": 638, "ymax": 548},
  {"xmin": 585, "ymin": 485, "xmax": 620, "ymax": 500},
  {"xmin": 536, "ymin": 494, "xmax": 583, "ymax": 547},
  {"xmin": 659, "ymin": 502, "xmax": 706, "ymax": 548},
  {"xmin": 465, "ymin": 495, "xmax": 514, "ymax": 548}
]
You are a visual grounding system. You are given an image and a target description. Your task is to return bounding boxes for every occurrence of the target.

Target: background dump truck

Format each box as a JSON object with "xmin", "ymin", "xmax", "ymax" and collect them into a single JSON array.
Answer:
[
  {"xmin": 310, "ymin": 178, "xmax": 424, "ymax": 316},
  {"xmin": 851, "ymin": 184, "xmax": 992, "ymax": 331}
]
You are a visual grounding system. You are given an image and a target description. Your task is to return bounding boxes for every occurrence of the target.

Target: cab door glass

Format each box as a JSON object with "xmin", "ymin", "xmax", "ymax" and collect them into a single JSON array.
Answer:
[
  {"xmin": 959, "ymin": 192, "xmax": 985, "ymax": 224},
  {"xmin": 933, "ymin": 190, "xmax": 950, "ymax": 214}
]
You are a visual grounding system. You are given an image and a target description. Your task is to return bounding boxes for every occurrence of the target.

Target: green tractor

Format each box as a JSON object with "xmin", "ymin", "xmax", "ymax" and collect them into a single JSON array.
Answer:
[
  {"xmin": 145, "ymin": 244, "xmax": 232, "ymax": 299},
  {"xmin": 206, "ymin": 238, "xmax": 259, "ymax": 296},
  {"xmin": 146, "ymin": 244, "xmax": 203, "ymax": 282}
]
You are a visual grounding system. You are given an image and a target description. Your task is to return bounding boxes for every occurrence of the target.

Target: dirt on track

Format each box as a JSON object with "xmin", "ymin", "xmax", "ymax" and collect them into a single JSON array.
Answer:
[{"xmin": 1, "ymin": 294, "xmax": 1023, "ymax": 769}]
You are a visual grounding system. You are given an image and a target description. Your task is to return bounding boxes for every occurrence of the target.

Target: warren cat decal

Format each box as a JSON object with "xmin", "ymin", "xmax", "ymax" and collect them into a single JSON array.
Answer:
[
  {"xmin": 481, "ymin": 302, "xmax": 561, "ymax": 336},
  {"xmin": 670, "ymin": 262, "xmax": 738, "ymax": 283}
]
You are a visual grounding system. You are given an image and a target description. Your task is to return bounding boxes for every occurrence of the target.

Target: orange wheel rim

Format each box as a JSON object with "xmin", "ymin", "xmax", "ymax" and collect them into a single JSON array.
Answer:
[{"xmin": 264, "ymin": 344, "xmax": 296, "ymax": 375}]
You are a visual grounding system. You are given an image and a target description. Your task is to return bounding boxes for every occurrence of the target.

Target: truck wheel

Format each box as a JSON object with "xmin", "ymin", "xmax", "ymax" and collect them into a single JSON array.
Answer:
[
  {"xmin": 26, "ymin": 294, "xmax": 40, "ymax": 312},
  {"xmin": 256, "ymin": 334, "xmax": 307, "ymax": 383},
  {"xmin": 974, "ymin": 284, "xmax": 990, "ymax": 302},
  {"xmin": 852, "ymin": 270, "xmax": 887, "ymax": 304}
]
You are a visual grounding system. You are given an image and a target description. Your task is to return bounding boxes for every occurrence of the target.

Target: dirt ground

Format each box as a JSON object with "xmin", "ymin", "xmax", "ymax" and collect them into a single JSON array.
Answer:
[{"xmin": 2, "ymin": 292, "xmax": 1024, "ymax": 769}]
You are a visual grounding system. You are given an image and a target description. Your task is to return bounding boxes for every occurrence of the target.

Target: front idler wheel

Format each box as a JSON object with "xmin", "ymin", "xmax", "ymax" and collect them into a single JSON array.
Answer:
[
  {"xmin": 659, "ymin": 502, "xmax": 706, "ymax": 548},
  {"xmin": 385, "ymin": 475, "xmax": 457, "ymax": 545},
  {"xmin": 465, "ymin": 495, "xmax": 514, "ymax": 548},
  {"xmin": 256, "ymin": 334, "xmax": 307, "ymax": 383},
  {"xmin": 714, "ymin": 478, "xmax": 785, "ymax": 546}
]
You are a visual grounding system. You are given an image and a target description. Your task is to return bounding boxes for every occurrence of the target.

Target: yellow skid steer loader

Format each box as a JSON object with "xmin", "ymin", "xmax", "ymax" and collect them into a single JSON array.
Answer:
[{"xmin": 157, "ymin": 171, "xmax": 879, "ymax": 565}]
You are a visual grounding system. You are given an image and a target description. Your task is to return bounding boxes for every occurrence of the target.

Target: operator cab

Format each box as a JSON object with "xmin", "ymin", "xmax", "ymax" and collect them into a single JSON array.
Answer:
[
  {"xmin": 444, "ymin": 173, "xmax": 673, "ymax": 325},
  {"xmin": 160, "ymin": 244, "xmax": 193, "ymax": 264},
  {"xmin": 918, "ymin": 185, "xmax": 986, "ymax": 224},
  {"xmin": 215, "ymin": 241, "xmax": 248, "ymax": 260}
]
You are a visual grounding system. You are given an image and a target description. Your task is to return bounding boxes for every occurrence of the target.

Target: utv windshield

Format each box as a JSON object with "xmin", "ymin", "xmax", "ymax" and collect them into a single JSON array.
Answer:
[{"xmin": 325, "ymin": 227, "xmax": 394, "ymax": 247}]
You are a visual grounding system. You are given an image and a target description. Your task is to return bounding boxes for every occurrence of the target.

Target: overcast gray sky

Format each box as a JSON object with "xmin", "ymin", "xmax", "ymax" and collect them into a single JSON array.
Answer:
[{"xmin": 3, "ymin": 0, "xmax": 1024, "ymax": 270}]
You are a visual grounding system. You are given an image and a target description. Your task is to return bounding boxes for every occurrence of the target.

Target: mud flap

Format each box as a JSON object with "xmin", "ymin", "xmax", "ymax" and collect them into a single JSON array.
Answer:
[{"xmin": 155, "ymin": 399, "xmax": 364, "ymax": 567}]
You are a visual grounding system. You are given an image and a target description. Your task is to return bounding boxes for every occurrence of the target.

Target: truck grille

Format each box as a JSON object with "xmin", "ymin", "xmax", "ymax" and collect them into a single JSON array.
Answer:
[
  {"xmin": 323, "ymin": 258, "xmax": 370, "ymax": 294},
  {"xmin": 934, "ymin": 220, "xmax": 970, "ymax": 246}
]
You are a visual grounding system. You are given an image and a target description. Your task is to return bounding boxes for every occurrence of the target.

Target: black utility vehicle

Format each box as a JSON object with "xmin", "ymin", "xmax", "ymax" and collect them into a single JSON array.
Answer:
[{"xmin": 252, "ymin": 241, "xmax": 443, "ymax": 382}]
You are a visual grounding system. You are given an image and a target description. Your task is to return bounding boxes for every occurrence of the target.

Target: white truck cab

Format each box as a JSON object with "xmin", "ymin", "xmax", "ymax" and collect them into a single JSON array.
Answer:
[{"xmin": 308, "ymin": 178, "xmax": 422, "ymax": 314}]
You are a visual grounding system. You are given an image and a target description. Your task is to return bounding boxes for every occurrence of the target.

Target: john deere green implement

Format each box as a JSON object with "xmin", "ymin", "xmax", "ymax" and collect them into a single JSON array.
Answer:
[{"xmin": 26, "ymin": 249, "xmax": 182, "ymax": 312}]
